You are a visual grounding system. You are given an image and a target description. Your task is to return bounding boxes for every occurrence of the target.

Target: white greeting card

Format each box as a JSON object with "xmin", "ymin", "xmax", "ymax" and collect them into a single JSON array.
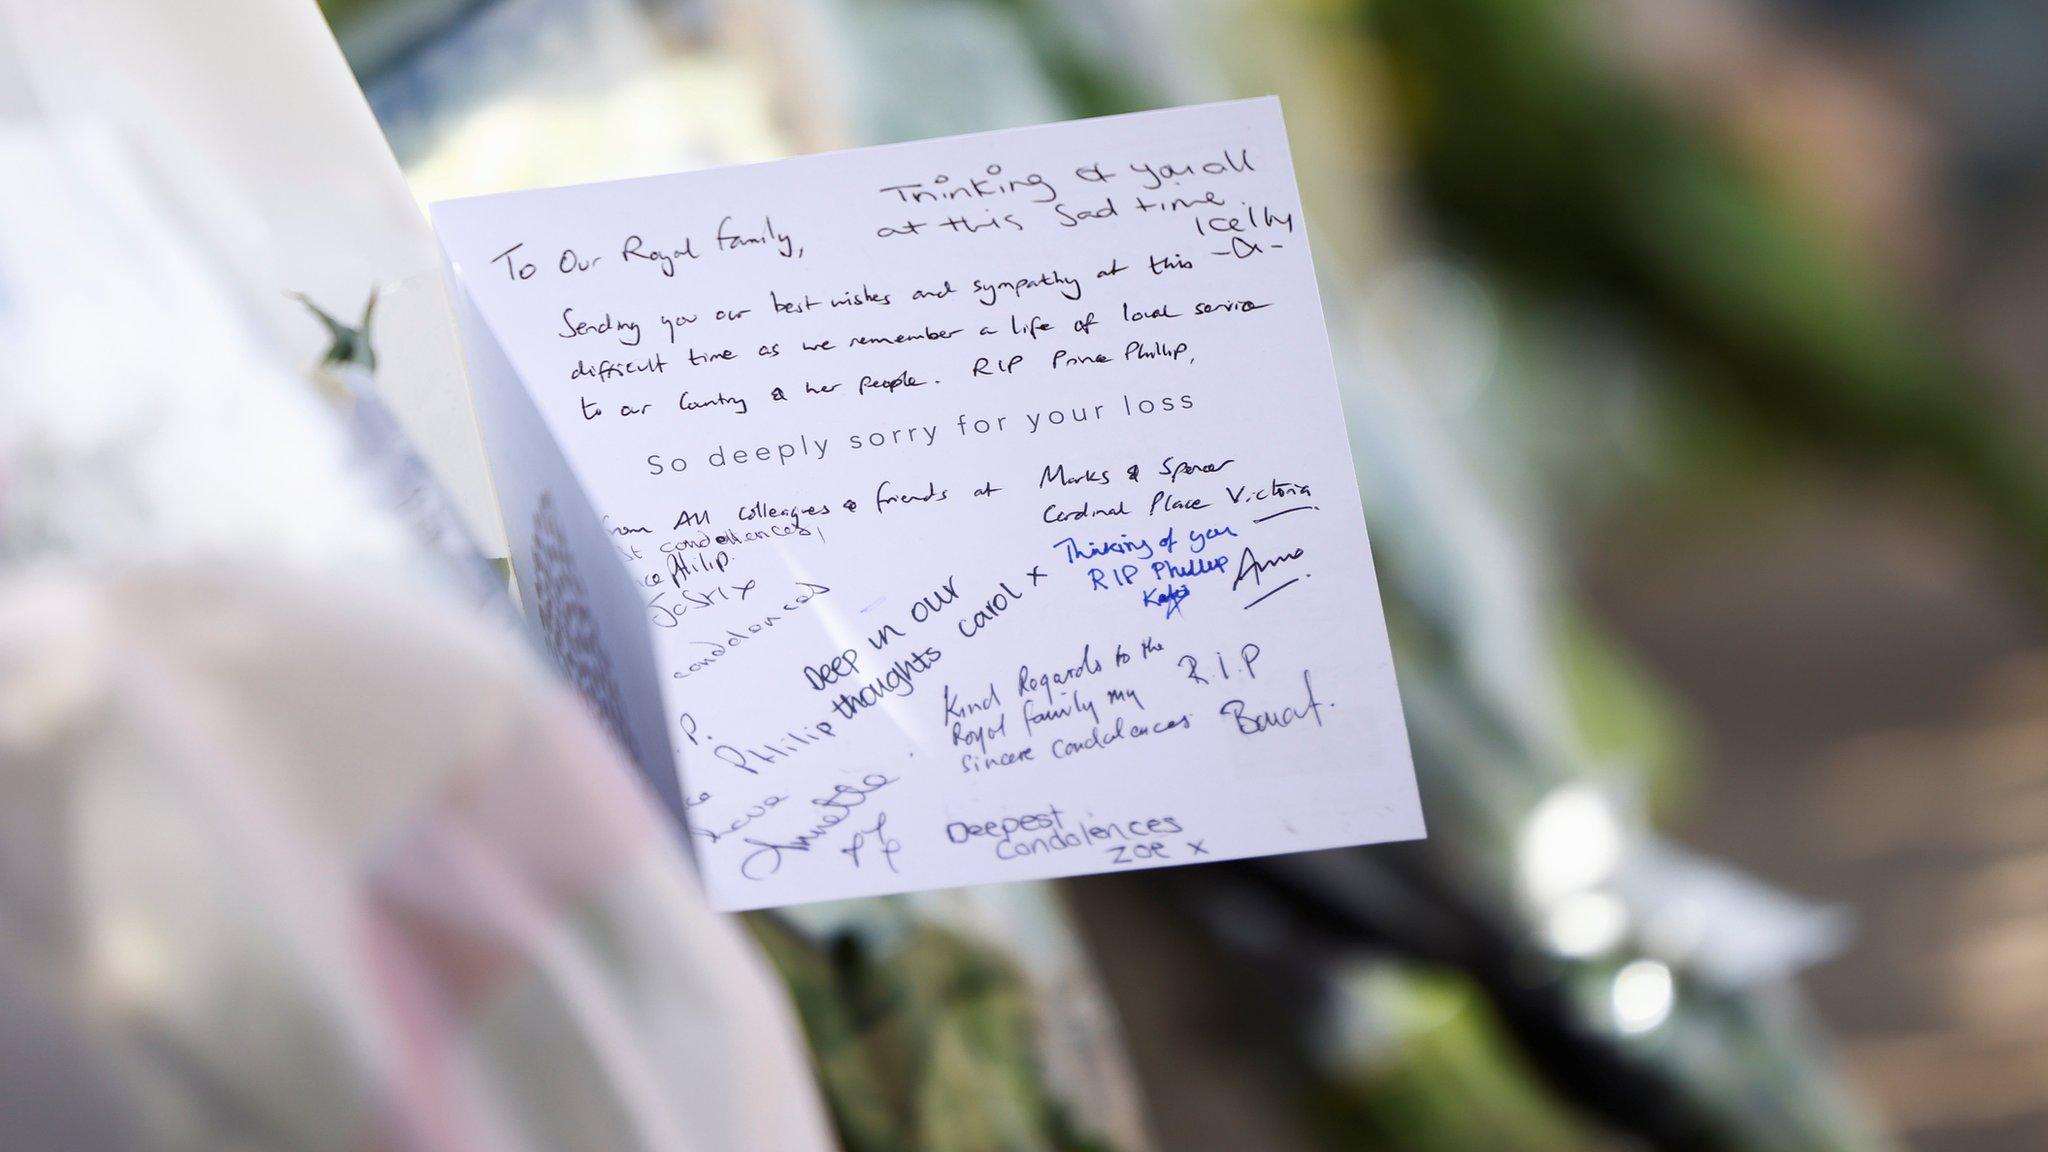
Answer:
[{"xmin": 436, "ymin": 97, "xmax": 1422, "ymax": 910}]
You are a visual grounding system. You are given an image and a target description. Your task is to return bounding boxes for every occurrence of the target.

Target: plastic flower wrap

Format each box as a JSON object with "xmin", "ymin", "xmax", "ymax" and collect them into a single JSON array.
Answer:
[{"xmin": 0, "ymin": 75, "xmax": 831, "ymax": 1152}]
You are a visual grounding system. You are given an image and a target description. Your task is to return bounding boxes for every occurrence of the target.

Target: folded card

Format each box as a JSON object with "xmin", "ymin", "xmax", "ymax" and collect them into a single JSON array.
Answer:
[{"xmin": 434, "ymin": 97, "xmax": 1422, "ymax": 911}]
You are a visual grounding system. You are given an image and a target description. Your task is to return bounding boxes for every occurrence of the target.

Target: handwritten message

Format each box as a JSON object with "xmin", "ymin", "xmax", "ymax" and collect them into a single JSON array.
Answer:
[{"xmin": 435, "ymin": 98, "xmax": 1422, "ymax": 910}]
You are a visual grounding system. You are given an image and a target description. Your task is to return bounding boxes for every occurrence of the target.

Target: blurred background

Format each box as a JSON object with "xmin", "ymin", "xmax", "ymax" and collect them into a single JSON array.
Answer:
[{"xmin": 5, "ymin": 1, "xmax": 2045, "ymax": 1150}]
